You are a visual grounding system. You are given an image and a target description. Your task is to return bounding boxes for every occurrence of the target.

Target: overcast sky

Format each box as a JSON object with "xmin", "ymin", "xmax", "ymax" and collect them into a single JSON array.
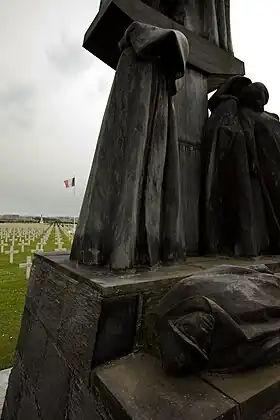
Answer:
[{"xmin": 0, "ymin": 0, "xmax": 279, "ymax": 216}]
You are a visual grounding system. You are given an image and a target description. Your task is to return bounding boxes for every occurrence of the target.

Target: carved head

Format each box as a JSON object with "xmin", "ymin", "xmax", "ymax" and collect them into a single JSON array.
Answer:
[
  {"xmin": 208, "ymin": 76, "xmax": 252, "ymax": 112},
  {"xmin": 158, "ymin": 310, "xmax": 215, "ymax": 375}
]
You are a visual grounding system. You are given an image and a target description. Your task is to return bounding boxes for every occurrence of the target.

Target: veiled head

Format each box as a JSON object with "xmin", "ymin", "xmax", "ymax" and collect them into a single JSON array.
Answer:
[
  {"xmin": 208, "ymin": 76, "xmax": 252, "ymax": 111},
  {"xmin": 240, "ymin": 82, "xmax": 269, "ymax": 111}
]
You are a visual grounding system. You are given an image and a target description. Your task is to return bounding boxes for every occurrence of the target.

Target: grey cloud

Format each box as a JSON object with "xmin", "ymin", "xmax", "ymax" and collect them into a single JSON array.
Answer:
[
  {"xmin": 97, "ymin": 77, "xmax": 110, "ymax": 94},
  {"xmin": 0, "ymin": 83, "xmax": 35, "ymax": 108},
  {"xmin": 0, "ymin": 83, "xmax": 36, "ymax": 132},
  {"xmin": 46, "ymin": 34, "xmax": 93, "ymax": 76}
]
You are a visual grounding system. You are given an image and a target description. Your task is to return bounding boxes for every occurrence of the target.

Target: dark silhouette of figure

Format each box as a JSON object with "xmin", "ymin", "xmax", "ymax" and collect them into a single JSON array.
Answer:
[
  {"xmin": 201, "ymin": 77, "xmax": 280, "ymax": 256},
  {"xmin": 71, "ymin": 23, "xmax": 189, "ymax": 269}
]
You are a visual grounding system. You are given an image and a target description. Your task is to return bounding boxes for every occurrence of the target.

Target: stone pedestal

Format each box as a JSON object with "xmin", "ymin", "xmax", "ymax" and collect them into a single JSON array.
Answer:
[{"xmin": 2, "ymin": 252, "xmax": 280, "ymax": 419}]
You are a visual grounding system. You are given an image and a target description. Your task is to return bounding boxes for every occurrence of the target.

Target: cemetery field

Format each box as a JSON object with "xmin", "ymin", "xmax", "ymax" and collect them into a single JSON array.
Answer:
[{"xmin": 0, "ymin": 222, "xmax": 74, "ymax": 369}]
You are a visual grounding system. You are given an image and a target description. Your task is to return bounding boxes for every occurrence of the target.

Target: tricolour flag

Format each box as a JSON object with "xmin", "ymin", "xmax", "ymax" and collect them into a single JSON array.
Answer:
[{"xmin": 64, "ymin": 177, "xmax": 75, "ymax": 188}]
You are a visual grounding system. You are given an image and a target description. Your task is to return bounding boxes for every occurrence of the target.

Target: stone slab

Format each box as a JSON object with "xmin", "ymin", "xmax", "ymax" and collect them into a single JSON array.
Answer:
[
  {"xmin": 94, "ymin": 352, "xmax": 237, "ymax": 420},
  {"xmin": 39, "ymin": 252, "xmax": 280, "ymax": 297},
  {"xmin": 41, "ymin": 252, "xmax": 201, "ymax": 296},
  {"xmin": 0, "ymin": 369, "xmax": 11, "ymax": 416},
  {"xmin": 201, "ymin": 364, "xmax": 280, "ymax": 420}
]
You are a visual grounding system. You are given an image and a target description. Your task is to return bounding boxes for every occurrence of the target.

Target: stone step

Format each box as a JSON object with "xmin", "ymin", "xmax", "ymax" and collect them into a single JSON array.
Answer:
[
  {"xmin": 93, "ymin": 352, "xmax": 280, "ymax": 420},
  {"xmin": 93, "ymin": 353, "xmax": 236, "ymax": 420}
]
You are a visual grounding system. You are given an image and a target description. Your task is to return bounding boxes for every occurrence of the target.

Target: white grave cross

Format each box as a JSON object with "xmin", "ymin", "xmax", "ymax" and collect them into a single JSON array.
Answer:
[
  {"xmin": 19, "ymin": 256, "xmax": 32, "ymax": 279},
  {"xmin": 5, "ymin": 246, "xmax": 19, "ymax": 264}
]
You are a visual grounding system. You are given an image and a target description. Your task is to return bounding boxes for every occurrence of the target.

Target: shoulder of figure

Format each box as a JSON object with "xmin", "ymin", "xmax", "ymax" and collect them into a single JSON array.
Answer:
[{"xmin": 209, "ymin": 94, "xmax": 238, "ymax": 113}]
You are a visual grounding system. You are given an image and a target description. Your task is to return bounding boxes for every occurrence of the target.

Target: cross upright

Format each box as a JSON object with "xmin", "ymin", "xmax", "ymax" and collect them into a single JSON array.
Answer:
[
  {"xmin": 19, "ymin": 256, "xmax": 33, "ymax": 280},
  {"xmin": 19, "ymin": 240, "xmax": 25, "ymax": 253},
  {"xmin": 83, "ymin": 0, "xmax": 244, "ymax": 92},
  {"xmin": 10, "ymin": 235, "xmax": 15, "ymax": 247},
  {"xmin": 0, "ymin": 239, "xmax": 7, "ymax": 253}
]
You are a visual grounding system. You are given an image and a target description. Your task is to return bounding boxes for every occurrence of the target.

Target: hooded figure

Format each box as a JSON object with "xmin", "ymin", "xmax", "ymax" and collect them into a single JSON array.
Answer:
[
  {"xmin": 71, "ymin": 22, "xmax": 189, "ymax": 269},
  {"xmin": 201, "ymin": 78, "xmax": 280, "ymax": 257}
]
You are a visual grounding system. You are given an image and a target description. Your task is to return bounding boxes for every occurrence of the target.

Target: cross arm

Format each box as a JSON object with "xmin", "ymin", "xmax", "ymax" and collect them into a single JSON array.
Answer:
[{"xmin": 83, "ymin": 0, "xmax": 245, "ymax": 91}]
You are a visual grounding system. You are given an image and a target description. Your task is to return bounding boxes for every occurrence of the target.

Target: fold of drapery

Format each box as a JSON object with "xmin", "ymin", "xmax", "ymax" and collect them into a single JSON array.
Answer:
[
  {"xmin": 203, "ymin": 0, "xmax": 233, "ymax": 53},
  {"xmin": 142, "ymin": 0, "xmax": 233, "ymax": 53},
  {"xmin": 71, "ymin": 22, "xmax": 189, "ymax": 269}
]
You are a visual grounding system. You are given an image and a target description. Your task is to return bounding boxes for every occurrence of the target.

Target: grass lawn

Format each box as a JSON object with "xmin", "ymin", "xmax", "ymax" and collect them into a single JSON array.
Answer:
[{"xmin": 0, "ymin": 223, "xmax": 72, "ymax": 369}]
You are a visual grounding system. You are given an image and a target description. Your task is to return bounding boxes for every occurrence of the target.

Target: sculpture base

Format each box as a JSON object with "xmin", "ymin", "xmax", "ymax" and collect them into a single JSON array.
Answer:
[{"xmin": 2, "ymin": 252, "xmax": 280, "ymax": 419}]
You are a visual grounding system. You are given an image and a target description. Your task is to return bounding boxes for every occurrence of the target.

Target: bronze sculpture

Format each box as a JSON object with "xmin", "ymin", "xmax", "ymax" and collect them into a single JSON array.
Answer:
[
  {"xmin": 71, "ymin": 0, "xmax": 280, "ymax": 374},
  {"xmin": 154, "ymin": 264, "xmax": 280, "ymax": 375},
  {"xmin": 201, "ymin": 77, "xmax": 280, "ymax": 257},
  {"xmin": 71, "ymin": 22, "xmax": 189, "ymax": 269},
  {"xmin": 143, "ymin": 0, "xmax": 233, "ymax": 253},
  {"xmin": 71, "ymin": 0, "xmax": 238, "ymax": 269}
]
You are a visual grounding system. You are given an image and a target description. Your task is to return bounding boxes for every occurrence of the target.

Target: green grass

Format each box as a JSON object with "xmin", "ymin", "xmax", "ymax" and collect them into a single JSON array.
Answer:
[{"xmin": 0, "ymin": 224, "xmax": 73, "ymax": 369}]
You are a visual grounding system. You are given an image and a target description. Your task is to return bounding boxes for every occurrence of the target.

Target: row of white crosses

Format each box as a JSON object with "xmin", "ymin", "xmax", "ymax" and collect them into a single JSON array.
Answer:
[
  {"xmin": 0, "ymin": 223, "xmax": 72, "ymax": 280},
  {"xmin": 54, "ymin": 225, "xmax": 67, "ymax": 251},
  {"xmin": 59, "ymin": 224, "xmax": 75, "ymax": 243},
  {"xmin": 19, "ymin": 224, "xmax": 69, "ymax": 279},
  {"xmin": 21, "ymin": 225, "xmax": 54, "ymax": 279},
  {"xmin": 30, "ymin": 225, "xmax": 53, "ymax": 254},
  {"xmin": 0, "ymin": 223, "xmax": 48, "ymax": 257},
  {"xmin": 0, "ymin": 223, "xmax": 52, "ymax": 279},
  {"xmin": 19, "ymin": 224, "xmax": 53, "ymax": 279}
]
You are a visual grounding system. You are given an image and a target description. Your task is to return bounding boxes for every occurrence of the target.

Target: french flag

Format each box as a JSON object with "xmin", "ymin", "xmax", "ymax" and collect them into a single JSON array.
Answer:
[{"xmin": 64, "ymin": 177, "xmax": 75, "ymax": 188}]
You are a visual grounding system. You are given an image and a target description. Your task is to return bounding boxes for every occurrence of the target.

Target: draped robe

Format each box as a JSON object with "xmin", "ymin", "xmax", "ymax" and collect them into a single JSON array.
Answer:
[
  {"xmin": 71, "ymin": 1, "xmax": 234, "ymax": 268},
  {"xmin": 71, "ymin": 22, "xmax": 189, "ymax": 269},
  {"xmin": 142, "ymin": 0, "xmax": 233, "ymax": 253}
]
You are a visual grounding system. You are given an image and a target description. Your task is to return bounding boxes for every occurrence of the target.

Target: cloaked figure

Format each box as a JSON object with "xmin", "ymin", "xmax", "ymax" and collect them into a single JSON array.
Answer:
[
  {"xmin": 201, "ymin": 77, "xmax": 280, "ymax": 257},
  {"xmin": 71, "ymin": 22, "xmax": 190, "ymax": 270}
]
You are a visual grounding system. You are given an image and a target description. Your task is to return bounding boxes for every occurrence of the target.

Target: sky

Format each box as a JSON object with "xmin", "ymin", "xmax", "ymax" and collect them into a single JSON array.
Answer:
[{"xmin": 0, "ymin": 0, "xmax": 279, "ymax": 217}]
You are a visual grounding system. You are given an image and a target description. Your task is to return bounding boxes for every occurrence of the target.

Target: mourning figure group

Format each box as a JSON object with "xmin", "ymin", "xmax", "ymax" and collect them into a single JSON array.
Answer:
[{"xmin": 71, "ymin": 19, "xmax": 280, "ymax": 269}]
